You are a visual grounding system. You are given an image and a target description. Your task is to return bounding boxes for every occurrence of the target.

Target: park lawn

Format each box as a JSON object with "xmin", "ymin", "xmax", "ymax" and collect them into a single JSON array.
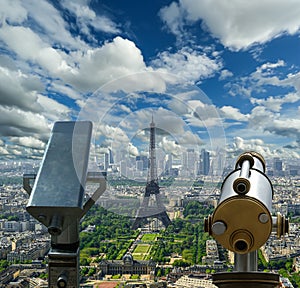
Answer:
[
  {"xmin": 133, "ymin": 244, "xmax": 150, "ymax": 254},
  {"xmin": 132, "ymin": 253, "xmax": 145, "ymax": 260},
  {"xmin": 141, "ymin": 233, "xmax": 158, "ymax": 242}
]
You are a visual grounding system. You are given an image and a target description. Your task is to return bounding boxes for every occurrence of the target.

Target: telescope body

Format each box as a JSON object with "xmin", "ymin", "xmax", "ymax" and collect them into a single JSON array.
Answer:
[
  {"xmin": 26, "ymin": 121, "xmax": 92, "ymax": 236},
  {"xmin": 205, "ymin": 152, "xmax": 288, "ymax": 254}
]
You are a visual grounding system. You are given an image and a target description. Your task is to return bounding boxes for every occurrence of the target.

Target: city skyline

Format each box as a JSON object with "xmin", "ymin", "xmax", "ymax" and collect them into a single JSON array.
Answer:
[{"xmin": 1, "ymin": 1, "xmax": 300, "ymax": 162}]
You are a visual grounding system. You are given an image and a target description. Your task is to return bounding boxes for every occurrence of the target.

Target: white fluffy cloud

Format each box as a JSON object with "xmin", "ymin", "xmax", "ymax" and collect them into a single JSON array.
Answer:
[
  {"xmin": 160, "ymin": 0, "xmax": 300, "ymax": 50},
  {"xmin": 220, "ymin": 106, "xmax": 249, "ymax": 121},
  {"xmin": 158, "ymin": 137, "xmax": 182, "ymax": 156},
  {"xmin": 65, "ymin": 37, "xmax": 147, "ymax": 91},
  {"xmin": 10, "ymin": 136, "xmax": 45, "ymax": 150},
  {"xmin": 0, "ymin": 25, "xmax": 72, "ymax": 75},
  {"xmin": 250, "ymin": 93, "xmax": 300, "ymax": 112},
  {"xmin": 61, "ymin": 0, "xmax": 120, "ymax": 35},
  {"xmin": 227, "ymin": 136, "xmax": 300, "ymax": 159},
  {"xmin": 152, "ymin": 47, "xmax": 222, "ymax": 82}
]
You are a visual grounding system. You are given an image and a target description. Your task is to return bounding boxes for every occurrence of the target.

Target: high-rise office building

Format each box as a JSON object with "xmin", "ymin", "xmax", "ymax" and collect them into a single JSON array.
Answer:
[
  {"xmin": 136, "ymin": 155, "xmax": 148, "ymax": 170},
  {"xmin": 273, "ymin": 157, "xmax": 283, "ymax": 176},
  {"xmin": 201, "ymin": 149, "xmax": 210, "ymax": 175}
]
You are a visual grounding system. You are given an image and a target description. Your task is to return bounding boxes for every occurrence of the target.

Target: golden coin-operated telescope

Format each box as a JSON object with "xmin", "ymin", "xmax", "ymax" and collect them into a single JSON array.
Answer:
[{"xmin": 204, "ymin": 152, "xmax": 289, "ymax": 288}]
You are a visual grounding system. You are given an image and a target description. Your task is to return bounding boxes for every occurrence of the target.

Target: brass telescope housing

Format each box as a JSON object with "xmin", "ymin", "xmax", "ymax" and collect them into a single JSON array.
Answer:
[{"xmin": 204, "ymin": 152, "xmax": 289, "ymax": 254}]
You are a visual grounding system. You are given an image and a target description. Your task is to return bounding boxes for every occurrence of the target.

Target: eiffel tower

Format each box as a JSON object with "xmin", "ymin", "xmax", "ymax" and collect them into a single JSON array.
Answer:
[{"xmin": 132, "ymin": 117, "xmax": 171, "ymax": 230}]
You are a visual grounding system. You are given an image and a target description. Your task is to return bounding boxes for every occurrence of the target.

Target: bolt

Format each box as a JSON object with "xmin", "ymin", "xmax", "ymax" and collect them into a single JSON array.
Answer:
[
  {"xmin": 259, "ymin": 213, "xmax": 269, "ymax": 224},
  {"xmin": 38, "ymin": 215, "xmax": 46, "ymax": 222},
  {"xmin": 211, "ymin": 221, "xmax": 227, "ymax": 235}
]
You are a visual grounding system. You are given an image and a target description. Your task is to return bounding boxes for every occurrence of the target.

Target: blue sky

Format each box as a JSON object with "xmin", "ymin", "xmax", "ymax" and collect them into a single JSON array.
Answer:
[{"xmin": 1, "ymin": 0, "xmax": 300, "ymax": 162}]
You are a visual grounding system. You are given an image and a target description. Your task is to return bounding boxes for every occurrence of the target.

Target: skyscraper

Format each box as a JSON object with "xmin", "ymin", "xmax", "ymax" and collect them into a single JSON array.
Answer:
[{"xmin": 201, "ymin": 149, "xmax": 210, "ymax": 175}]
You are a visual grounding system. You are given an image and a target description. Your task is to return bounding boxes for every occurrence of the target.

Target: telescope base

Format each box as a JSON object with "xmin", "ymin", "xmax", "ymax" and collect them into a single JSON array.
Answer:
[{"xmin": 212, "ymin": 272, "xmax": 279, "ymax": 288}]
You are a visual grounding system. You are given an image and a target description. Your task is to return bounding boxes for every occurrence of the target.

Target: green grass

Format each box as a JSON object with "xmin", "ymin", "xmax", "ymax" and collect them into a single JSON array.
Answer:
[
  {"xmin": 132, "ymin": 254, "xmax": 145, "ymax": 260},
  {"xmin": 141, "ymin": 233, "xmax": 158, "ymax": 242},
  {"xmin": 133, "ymin": 244, "xmax": 150, "ymax": 254}
]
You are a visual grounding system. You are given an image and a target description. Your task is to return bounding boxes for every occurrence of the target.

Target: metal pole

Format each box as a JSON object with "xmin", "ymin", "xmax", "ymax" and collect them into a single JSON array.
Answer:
[
  {"xmin": 48, "ymin": 221, "xmax": 80, "ymax": 287},
  {"xmin": 234, "ymin": 251, "xmax": 258, "ymax": 272},
  {"xmin": 249, "ymin": 251, "xmax": 258, "ymax": 271}
]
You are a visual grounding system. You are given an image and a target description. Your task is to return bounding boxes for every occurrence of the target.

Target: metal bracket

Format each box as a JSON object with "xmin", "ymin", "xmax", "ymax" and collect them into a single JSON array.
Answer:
[{"xmin": 23, "ymin": 173, "xmax": 37, "ymax": 195}]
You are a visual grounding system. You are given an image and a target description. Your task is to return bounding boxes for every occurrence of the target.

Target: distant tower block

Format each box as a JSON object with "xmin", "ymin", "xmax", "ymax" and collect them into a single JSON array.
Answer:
[{"xmin": 132, "ymin": 117, "xmax": 171, "ymax": 230}]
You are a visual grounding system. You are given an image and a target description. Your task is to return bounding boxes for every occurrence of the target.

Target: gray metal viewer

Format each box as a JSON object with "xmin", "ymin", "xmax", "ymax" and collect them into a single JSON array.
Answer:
[{"xmin": 24, "ymin": 121, "xmax": 106, "ymax": 287}]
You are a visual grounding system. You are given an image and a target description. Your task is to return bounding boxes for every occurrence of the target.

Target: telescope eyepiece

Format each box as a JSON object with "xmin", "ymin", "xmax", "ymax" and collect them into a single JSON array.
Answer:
[
  {"xmin": 48, "ymin": 215, "xmax": 63, "ymax": 236},
  {"xmin": 231, "ymin": 230, "xmax": 253, "ymax": 254},
  {"xmin": 57, "ymin": 271, "xmax": 68, "ymax": 288},
  {"xmin": 233, "ymin": 178, "xmax": 251, "ymax": 195},
  {"xmin": 234, "ymin": 240, "xmax": 248, "ymax": 252}
]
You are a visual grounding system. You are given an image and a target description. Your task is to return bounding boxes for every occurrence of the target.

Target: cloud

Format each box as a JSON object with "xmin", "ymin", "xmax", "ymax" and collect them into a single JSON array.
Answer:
[
  {"xmin": 0, "ymin": 0, "xmax": 27, "ymax": 24},
  {"xmin": 0, "ymin": 25, "xmax": 72, "ymax": 75},
  {"xmin": 128, "ymin": 142, "xmax": 139, "ymax": 157},
  {"xmin": 219, "ymin": 69, "xmax": 233, "ymax": 81},
  {"xmin": 160, "ymin": 0, "xmax": 300, "ymax": 50},
  {"xmin": 220, "ymin": 106, "xmax": 249, "ymax": 121},
  {"xmin": 0, "ymin": 67, "xmax": 43, "ymax": 112},
  {"xmin": 250, "ymin": 93, "xmax": 300, "ymax": 112},
  {"xmin": 248, "ymin": 106, "xmax": 276, "ymax": 129},
  {"xmin": 152, "ymin": 47, "xmax": 222, "ymax": 83},
  {"xmin": 226, "ymin": 60, "xmax": 300, "ymax": 101},
  {"xmin": 61, "ymin": 0, "xmax": 120, "ymax": 35},
  {"xmin": 0, "ymin": 106, "xmax": 49, "ymax": 137},
  {"xmin": 49, "ymin": 82, "xmax": 82, "ymax": 100},
  {"xmin": 65, "ymin": 37, "xmax": 147, "ymax": 91},
  {"xmin": 258, "ymin": 60, "xmax": 285, "ymax": 72},
  {"xmin": 227, "ymin": 136, "xmax": 300, "ymax": 159},
  {"xmin": 0, "ymin": 146, "xmax": 9, "ymax": 156},
  {"xmin": 159, "ymin": 1, "xmax": 185, "ymax": 36},
  {"xmin": 265, "ymin": 118, "xmax": 300, "ymax": 139},
  {"xmin": 11, "ymin": 0, "xmax": 87, "ymax": 50},
  {"xmin": 185, "ymin": 99, "xmax": 224, "ymax": 128},
  {"xmin": 227, "ymin": 136, "xmax": 273, "ymax": 158},
  {"xmin": 10, "ymin": 136, "xmax": 46, "ymax": 150},
  {"xmin": 37, "ymin": 95, "xmax": 71, "ymax": 121},
  {"xmin": 158, "ymin": 137, "xmax": 182, "ymax": 156}
]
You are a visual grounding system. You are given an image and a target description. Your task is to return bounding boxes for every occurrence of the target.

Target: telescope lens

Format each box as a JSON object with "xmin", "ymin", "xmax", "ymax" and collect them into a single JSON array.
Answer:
[
  {"xmin": 57, "ymin": 279, "xmax": 67, "ymax": 288},
  {"xmin": 236, "ymin": 183, "xmax": 247, "ymax": 193},
  {"xmin": 48, "ymin": 226, "xmax": 62, "ymax": 236},
  {"xmin": 234, "ymin": 240, "xmax": 248, "ymax": 252},
  {"xmin": 48, "ymin": 215, "xmax": 63, "ymax": 236},
  {"xmin": 57, "ymin": 273, "xmax": 68, "ymax": 287},
  {"xmin": 233, "ymin": 178, "xmax": 251, "ymax": 194}
]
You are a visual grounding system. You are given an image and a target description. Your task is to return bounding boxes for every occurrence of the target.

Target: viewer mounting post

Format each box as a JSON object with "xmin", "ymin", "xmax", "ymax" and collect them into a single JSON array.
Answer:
[
  {"xmin": 204, "ymin": 151, "xmax": 289, "ymax": 288},
  {"xmin": 24, "ymin": 121, "xmax": 106, "ymax": 287}
]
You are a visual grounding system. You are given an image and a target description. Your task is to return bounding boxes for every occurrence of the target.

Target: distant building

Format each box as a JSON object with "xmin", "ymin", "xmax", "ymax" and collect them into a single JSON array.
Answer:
[
  {"xmin": 279, "ymin": 277, "xmax": 294, "ymax": 287},
  {"xmin": 294, "ymin": 257, "xmax": 300, "ymax": 272},
  {"xmin": 202, "ymin": 239, "xmax": 219, "ymax": 265},
  {"xmin": 136, "ymin": 156, "xmax": 148, "ymax": 171},
  {"xmin": 273, "ymin": 157, "xmax": 283, "ymax": 176},
  {"xmin": 98, "ymin": 253, "xmax": 156, "ymax": 276},
  {"xmin": 200, "ymin": 149, "xmax": 210, "ymax": 175},
  {"xmin": 174, "ymin": 274, "xmax": 217, "ymax": 288}
]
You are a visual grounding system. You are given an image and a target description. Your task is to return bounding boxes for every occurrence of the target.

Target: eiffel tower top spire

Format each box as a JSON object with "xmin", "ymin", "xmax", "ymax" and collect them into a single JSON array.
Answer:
[{"xmin": 148, "ymin": 115, "xmax": 157, "ymax": 184}]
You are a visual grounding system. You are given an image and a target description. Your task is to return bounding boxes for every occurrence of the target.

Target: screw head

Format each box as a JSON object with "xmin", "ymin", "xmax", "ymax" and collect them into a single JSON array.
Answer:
[
  {"xmin": 212, "ymin": 221, "xmax": 227, "ymax": 235},
  {"xmin": 259, "ymin": 213, "xmax": 269, "ymax": 224}
]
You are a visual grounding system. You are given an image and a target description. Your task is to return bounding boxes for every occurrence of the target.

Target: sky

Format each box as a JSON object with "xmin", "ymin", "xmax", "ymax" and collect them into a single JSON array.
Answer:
[{"xmin": 1, "ymin": 0, "xmax": 300, "ymax": 164}]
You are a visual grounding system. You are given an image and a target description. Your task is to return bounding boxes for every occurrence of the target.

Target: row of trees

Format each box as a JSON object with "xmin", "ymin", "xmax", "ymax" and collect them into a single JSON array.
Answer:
[
  {"xmin": 80, "ymin": 206, "xmax": 138, "ymax": 265},
  {"xmin": 150, "ymin": 201, "xmax": 214, "ymax": 265},
  {"xmin": 79, "ymin": 201, "xmax": 214, "ymax": 267}
]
